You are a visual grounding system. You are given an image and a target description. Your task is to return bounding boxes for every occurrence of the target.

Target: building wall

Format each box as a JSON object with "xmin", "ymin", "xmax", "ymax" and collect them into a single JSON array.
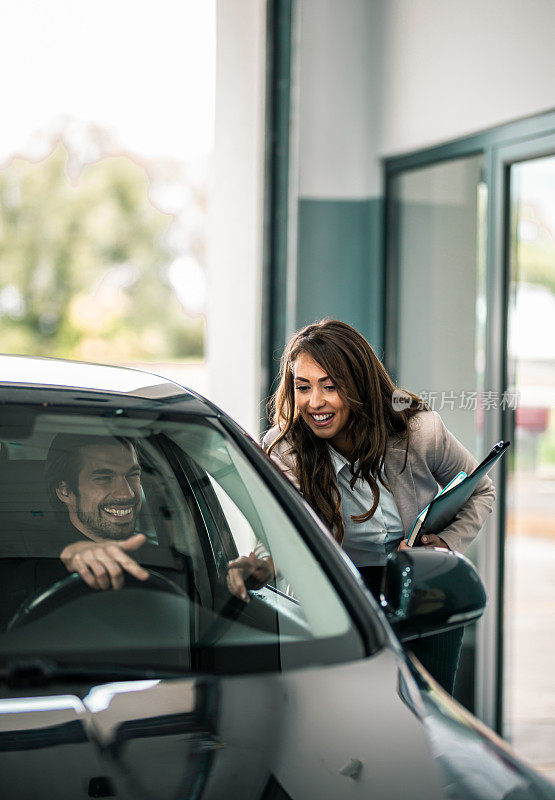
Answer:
[
  {"xmin": 377, "ymin": 0, "xmax": 555, "ymax": 156},
  {"xmin": 293, "ymin": 0, "xmax": 383, "ymax": 350},
  {"xmin": 292, "ymin": 0, "xmax": 555, "ymax": 359},
  {"xmin": 209, "ymin": 0, "xmax": 555, "ymax": 434},
  {"xmin": 208, "ymin": 0, "xmax": 266, "ymax": 435},
  {"xmin": 297, "ymin": 0, "xmax": 555, "ymax": 166}
]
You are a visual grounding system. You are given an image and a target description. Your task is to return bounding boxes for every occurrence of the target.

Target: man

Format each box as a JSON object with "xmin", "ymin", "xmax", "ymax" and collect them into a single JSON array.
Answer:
[
  {"xmin": 0, "ymin": 434, "xmax": 193, "ymax": 631},
  {"xmin": 46, "ymin": 433, "xmax": 151, "ymax": 590}
]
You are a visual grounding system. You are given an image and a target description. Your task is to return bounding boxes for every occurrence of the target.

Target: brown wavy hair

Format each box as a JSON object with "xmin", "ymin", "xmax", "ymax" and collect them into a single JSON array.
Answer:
[{"xmin": 267, "ymin": 319, "xmax": 426, "ymax": 543}]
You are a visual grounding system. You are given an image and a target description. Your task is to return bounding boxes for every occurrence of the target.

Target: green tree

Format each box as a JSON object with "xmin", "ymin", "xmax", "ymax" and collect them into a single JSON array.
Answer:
[{"xmin": 0, "ymin": 140, "xmax": 204, "ymax": 361}]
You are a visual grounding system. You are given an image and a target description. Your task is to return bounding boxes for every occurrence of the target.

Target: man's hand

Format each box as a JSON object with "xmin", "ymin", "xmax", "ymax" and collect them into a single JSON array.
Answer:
[
  {"xmin": 226, "ymin": 552, "xmax": 274, "ymax": 602},
  {"xmin": 398, "ymin": 534, "xmax": 450, "ymax": 552},
  {"xmin": 60, "ymin": 533, "xmax": 149, "ymax": 590}
]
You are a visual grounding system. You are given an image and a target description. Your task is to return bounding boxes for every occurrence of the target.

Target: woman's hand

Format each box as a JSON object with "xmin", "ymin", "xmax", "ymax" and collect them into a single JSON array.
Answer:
[
  {"xmin": 226, "ymin": 552, "xmax": 275, "ymax": 602},
  {"xmin": 60, "ymin": 533, "xmax": 149, "ymax": 590},
  {"xmin": 419, "ymin": 534, "xmax": 449, "ymax": 549},
  {"xmin": 398, "ymin": 534, "xmax": 450, "ymax": 551}
]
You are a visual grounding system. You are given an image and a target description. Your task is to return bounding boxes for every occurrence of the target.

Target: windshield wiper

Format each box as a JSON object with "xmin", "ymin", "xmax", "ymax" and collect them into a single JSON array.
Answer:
[{"xmin": 0, "ymin": 658, "xmax": 190, "ymax": 688}]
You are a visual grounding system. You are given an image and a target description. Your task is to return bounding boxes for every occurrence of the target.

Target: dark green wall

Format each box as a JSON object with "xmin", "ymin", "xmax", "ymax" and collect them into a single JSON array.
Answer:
[{"xmin": 296, "ymin": 197, "xmax": 384, "ymax": 353}]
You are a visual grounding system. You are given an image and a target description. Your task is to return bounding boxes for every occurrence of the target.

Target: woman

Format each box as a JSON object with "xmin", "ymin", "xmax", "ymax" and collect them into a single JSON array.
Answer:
[{"xmin": 229, "ymin": 319, "xmax": 495, "ymax": 692}]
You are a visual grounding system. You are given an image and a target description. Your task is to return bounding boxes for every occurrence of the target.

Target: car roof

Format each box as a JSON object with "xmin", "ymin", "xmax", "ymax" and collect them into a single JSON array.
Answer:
[{"xmin": 0, "ymin": 354, "xmax": 201, "ymax": 403}]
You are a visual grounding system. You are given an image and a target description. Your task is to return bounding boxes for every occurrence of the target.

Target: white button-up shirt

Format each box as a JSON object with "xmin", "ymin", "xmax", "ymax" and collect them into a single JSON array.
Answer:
[{"xmin": 329, "ymin": 446, "xmax": 404, "ymax": 567}]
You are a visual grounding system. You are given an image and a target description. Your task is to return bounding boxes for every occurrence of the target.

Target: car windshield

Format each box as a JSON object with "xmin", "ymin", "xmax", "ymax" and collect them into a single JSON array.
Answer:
[{"xmin": 0, "ymin": 397, "xmax": 364, "ymax": 676}]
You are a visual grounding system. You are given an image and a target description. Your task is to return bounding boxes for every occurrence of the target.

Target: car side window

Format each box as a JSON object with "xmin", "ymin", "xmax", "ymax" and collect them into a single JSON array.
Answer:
[
  {"xmin": 207, "ymin": 477, "xmax": 257, "ymax": 566},
  {"xmin": 0, "ymin": 411, "xmax": 366, "ymax": 675},
  {"xmin": 167, "ymin": 422, "xmax": 361, "ymax": 624}
]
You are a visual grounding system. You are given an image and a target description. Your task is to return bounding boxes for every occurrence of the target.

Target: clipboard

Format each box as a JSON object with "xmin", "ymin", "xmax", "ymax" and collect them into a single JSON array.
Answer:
[{"xmin": 408, "ymin": 440, "xmax": 510, "ymax": 547}]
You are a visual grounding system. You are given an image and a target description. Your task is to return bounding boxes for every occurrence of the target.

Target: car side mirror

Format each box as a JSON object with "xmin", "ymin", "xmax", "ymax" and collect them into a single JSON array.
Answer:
[{"xmin": 382, "ymin": 549, "xmax": 487, "ymax": 642}]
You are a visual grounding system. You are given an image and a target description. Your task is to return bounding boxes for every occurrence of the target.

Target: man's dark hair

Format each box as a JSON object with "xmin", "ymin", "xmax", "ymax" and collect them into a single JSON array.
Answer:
[{"xmin": 45, "ymin": 434, "xmax": 135, "ymax": 510}]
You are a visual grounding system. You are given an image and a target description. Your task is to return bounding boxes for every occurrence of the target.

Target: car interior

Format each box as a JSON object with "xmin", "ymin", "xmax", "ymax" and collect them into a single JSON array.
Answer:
[{"xmin": 0, "ymin": 402, "xmax": 364, "ymax": 676}]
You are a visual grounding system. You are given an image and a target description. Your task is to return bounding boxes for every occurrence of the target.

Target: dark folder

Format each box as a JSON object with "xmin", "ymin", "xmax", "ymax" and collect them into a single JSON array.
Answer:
[{"xmin": 411, "ymin": 440, "xmax": 510, "ymax": 546}]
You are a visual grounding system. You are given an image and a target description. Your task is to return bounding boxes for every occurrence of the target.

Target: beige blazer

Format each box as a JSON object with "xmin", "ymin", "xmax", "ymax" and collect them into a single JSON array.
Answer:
[{"xmin": 262, "ymin": 411, "xmax": 495, "ymax": 554}]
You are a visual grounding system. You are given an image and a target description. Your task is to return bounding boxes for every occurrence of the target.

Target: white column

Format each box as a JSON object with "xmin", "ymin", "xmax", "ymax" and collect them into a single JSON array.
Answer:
[{"xmin": 207, "ymin": 0, "xmax": 267, "ymax": 435}]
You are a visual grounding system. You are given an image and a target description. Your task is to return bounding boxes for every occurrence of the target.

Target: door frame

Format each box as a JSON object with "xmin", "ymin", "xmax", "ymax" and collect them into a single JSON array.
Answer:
[
  {"xmin": 487, "ymin": 131, "xmax": 555, "ymax": 732},
  {"xmin": 384, "ymin": 113, "xmax": 555, "ymax": 732}
]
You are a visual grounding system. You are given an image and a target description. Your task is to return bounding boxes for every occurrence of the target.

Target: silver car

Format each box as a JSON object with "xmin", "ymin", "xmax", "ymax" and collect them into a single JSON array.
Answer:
[{"xmin": 0, "ymin": 354, "xmax": 552, "ymax": 800}]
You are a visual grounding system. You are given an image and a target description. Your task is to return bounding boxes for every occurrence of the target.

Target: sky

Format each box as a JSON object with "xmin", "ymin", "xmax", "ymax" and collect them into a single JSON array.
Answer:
[{"xmin": 0, "ymin": 0, "xmax": 215, "ymax": 163}]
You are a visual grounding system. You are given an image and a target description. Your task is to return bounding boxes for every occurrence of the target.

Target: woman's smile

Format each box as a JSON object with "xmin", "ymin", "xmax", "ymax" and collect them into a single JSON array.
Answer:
[
  {"xmin": 309, "ymin": 412, "xmax": 336, "ymax": 426},
  {"xmin": 292, "ymin": 352, "xmax": 351, "ymax": 454}
]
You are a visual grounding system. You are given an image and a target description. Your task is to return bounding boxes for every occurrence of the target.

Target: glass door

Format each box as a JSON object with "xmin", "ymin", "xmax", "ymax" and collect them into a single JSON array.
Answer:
[
  {"xmin": 503, "ymin": 154, "xmax": 555, "ymax": 781},
  {"xmin": 387, "ymin": 154, "xmax": 487, "ymax": 711},
  {"xmin": 386, "ymin": 122, "xmax": 555, "ymax": 767}
]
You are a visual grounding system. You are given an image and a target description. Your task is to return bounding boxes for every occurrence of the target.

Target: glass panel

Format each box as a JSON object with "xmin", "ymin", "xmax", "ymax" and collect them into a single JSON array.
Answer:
[
  {"xmin": 0, "ymin": 2, "xmax": 214, "ymax": 392},
  {"xmin": 394, "ymin": 156, "xmax": 486, "ymax": 451},
  {"xmin": 503, "ymin": 155, "xmax": 555, "ymax": 781},
  {"xmin": 0, "ymin": 401, "xmax": 364, "ymax": 676},
  {"xmin": 392, "ymin": 155, "xmax": 486, "ymax": 710}
]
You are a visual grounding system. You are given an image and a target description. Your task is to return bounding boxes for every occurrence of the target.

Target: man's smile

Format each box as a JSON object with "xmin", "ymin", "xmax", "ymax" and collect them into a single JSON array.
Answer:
[{"xmin": 102, "ymin": 505, "xmax": 135, "ymax": 518}]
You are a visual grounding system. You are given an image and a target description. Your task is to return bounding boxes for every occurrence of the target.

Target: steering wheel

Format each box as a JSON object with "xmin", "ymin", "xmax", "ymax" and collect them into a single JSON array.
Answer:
[{"xmin": 7, "ymin": 569, "xmax": 188, "ymax": 631}]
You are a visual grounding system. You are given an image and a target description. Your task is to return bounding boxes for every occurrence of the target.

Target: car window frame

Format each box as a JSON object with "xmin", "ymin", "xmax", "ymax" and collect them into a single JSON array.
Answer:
[
  {"xmin": 154, "ymin": 433, "xmax": 239, "ymax": 581},
  {"xmin": 0, "ymin": 387, "xmax": 387, "ymax": 658}
]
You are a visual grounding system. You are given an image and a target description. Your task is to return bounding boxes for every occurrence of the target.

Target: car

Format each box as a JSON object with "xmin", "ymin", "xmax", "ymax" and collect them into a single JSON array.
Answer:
[{"xmin": 0, "ymin": 353, "xmax": 553, "ymax": 800}]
